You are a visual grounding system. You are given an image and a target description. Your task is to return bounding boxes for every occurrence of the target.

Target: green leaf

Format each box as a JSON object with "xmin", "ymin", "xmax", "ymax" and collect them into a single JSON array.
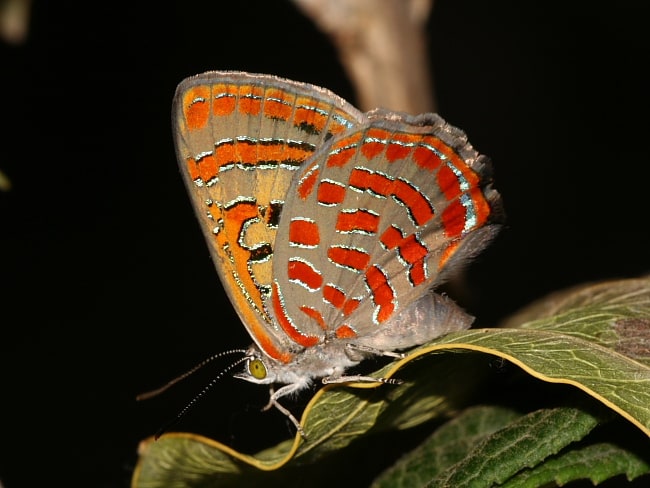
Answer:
[
  {"xmin": 373, "ymin": 405, "xmax": 650, "ymax": 488},
  {"xmin": 426, "ymin": 406, "xmax": 601, "ymax": 487},
  {"xmin": 502, "ymin": 277, "xmax": 650, "ymax": 367},
  {"xmin": 133, "ymin": 353, "xmax": 491, "ymax": 487},
  {"xmin": 430, "ymin": 327, "xmax": 650, "ymax": 437},
  {"xmin": 132, "ymin": 277, "xmax": 650, "ymax": 488},
  {"xmin": 503, "ymin": 442, "xmax": 650, "ymax": 488},
  {"xmin": 371, "ymin": 405, "xmax": 523, "ymax": 487}
]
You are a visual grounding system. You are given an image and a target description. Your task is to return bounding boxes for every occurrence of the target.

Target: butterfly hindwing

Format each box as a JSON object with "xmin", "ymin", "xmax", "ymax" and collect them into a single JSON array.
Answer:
[{"xmin": 268, "ymin": 112, "xmax": 501, "ymax": 348}]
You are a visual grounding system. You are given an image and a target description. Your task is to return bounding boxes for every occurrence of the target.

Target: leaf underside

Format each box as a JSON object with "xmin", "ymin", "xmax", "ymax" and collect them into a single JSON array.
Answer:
[{"xmin": 132, "ymin": 277, "xmax": 650, "ymax": 488}]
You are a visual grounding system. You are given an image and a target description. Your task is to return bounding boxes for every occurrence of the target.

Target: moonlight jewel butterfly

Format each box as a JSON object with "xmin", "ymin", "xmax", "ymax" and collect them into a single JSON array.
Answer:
[{"xmin": 142, "ymin": 71, "xmax": 503, "ymax": 438}]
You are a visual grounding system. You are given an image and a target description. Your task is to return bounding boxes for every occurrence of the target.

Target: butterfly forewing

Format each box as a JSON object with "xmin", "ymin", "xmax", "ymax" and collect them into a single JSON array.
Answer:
[
  {"xmin": 268, "ymin": 113, "xmax": 501, "ymax": 347},
  {"xmin": 173, "ymin": 71, "xmax": 366, "ymax": 361}
]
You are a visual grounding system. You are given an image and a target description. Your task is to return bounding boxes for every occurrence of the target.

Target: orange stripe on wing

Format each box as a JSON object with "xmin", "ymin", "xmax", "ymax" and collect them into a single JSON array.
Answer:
[
  {"xmin": 211, "ymin": 201, "xmax": 292, "ymax": 364},
  {"xmin": 380, "ymin": 225, "xmax": 403, "ymax": 249},
  {"xmin": 349, "ymin": 168, "xmax": 433, "ymax": 226},
  {"xmin": 297, "ymin": 163, "xmax": 319, "ymax": 200},
  {"xmin": 441, "ymin": 199, "xmax": 466, "ymax": 237},
  {"xmin": 213, "ymin": 140, "xmax": 312, "ymax": 166},
  {"xmin": 335, "ymin": 325, "xmax": 357, "ymax": 339},
  {"xmin": 327, "ymin": 147, "xmax": 355, "ymax": 168},
  {"xmin": 183, "ymin": 85, "xmax": 211, "ymax": 131},
  {"xmin": 193, "ymin": 154, "xmax": 219, "ymax": 183},
  {"xmin": 349, "ymin": 168, "xmax": 392, "ymax": 196},
  {"xmin": 438, "ymin": 240, "xmax": 460, "ymax": 270},
  {"xmin": 380, "ymin": 226, "xmax": 428, "ymax": 285},
  {"xmin": 361, "ymin": 140, "xmax": 385, "ymax": 160},
  {"xmin": 289, "ymin": 219, "xmax": 320, "ymax": 247},
  {"xmin": 263, "ymin": 88, "xmax": 293, "ymax": 121},
  {"xmin": 293, "ymin": 96, "xmax": 331, "ymax": 133},
  {"xmin": 323, "ymin": 284, "xmax": 361, "ymax": 316},
  {"xmin": 335, "ymin": 209, "xmax": 379, "ymax": 234},
  {"xmin": 287, "ymin": 259, "xmax": 323, "ymax": 291},
  {"xmin": 386, "ymin": 142, "xmax": 412, "ymax": 162},
  {"xmin": 437, "ymin": 164, "xmax": 463, "ymax": 201},
  {"xmin": 323, "ymin": 284, "xmax": 345, "ymax": 308},
  {"xmin": 211, "ymin": 83, "xmax": 237, "ymax": 116},
  {"xmin": 392, "ymin": 179, "xmax": 434, "ymax": 226},
  {"xmin": 399, "ymin": 235, "xmax": 428, "ymax": 268},
  {"xmin": 426, "ymin": 135, "xmax": 480, "ymax": 202},
  {"xmin": 271, "ymin": 282, "xmax": 319, "ymax": 348},
  {"xmin": 441, "ymin": 187, "xmax": 491, "ymax": 238},
  {"xmin": 385, "ymin": 132, "xmax": 419, "ymax": 162},
  {"xmin": 365, "ymin": 265, "xmax": 395, "ymax": 323},
  {"xmin": 299, "ymin": 306, "xmax": 327, "ymax": 331},
  {"xmin": 317, "ymin": 180, "xmax": 346, "ymax": 205},
  {"xmin": 249, "ymin": 321, "xmax": 294, "ymax": 364},
  {"xmin": 413, "ymin": 145, "xmax": 443, "ymax": 171},
  {"xmin": 238, "ymin": 85, "xmax": 264, "ymax": 116},
  {"xmin": 328, "ymin": 246, "xmax": 370, "ymax": 272},
  {"xmin": 328, "ymin": 133, "xmax": 362, "ymax": 168},
  {"xmin": 342, "ymin": 298, "xmax": 360, "ymax": 316}
]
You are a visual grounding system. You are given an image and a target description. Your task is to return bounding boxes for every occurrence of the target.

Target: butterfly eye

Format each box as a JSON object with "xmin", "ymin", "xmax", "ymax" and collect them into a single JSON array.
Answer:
[{"xmin": 248, "ymin": 358, "xmax": 267, "ymax": 380}]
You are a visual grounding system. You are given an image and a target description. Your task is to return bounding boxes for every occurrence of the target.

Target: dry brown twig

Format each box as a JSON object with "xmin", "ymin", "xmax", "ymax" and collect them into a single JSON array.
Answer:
[
  {"xmin": 292, "ymin": 0, "xmax": 435, "ymax": 114},
  {"xmin": 0, "ymin": 0, "xmax": 31, "ymax": 45}
]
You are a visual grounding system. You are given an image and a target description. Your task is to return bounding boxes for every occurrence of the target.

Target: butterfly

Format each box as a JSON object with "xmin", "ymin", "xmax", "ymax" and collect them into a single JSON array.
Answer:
[{"xmin": 159, "ymin": 70, "xmax": 502, "ymax": 438}]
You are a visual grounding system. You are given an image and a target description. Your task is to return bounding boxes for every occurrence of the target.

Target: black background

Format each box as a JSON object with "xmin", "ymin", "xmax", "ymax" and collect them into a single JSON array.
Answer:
[{"xmin": 1, "ymin": 1, "xmax": 648, "ymax": 487}]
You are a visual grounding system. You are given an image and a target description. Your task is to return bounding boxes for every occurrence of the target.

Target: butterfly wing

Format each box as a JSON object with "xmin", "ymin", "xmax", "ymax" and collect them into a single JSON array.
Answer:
[
  {"xmin": 267, "ymin": 111, "xmax": 502, "ymax": 351},
  {"xmin": 172, "ymin": 71, "xmax": 366, "ymax": 362}
]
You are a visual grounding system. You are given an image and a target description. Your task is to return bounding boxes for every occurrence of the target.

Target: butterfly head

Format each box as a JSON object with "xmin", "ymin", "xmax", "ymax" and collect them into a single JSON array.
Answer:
[
  {"xmin": 235, "ymin": 346, "xmax": 277, "ymax": 385},
  {"xmin": 234, "ymin": 344, "xmax": 325, "ymax": 395}
]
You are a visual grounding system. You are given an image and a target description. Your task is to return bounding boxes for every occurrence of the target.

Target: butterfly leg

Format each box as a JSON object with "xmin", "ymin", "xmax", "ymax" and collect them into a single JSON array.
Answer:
[
  {"xmin": 316, "ymin": 344, "xmax": 406, "ymax": 386},
  {"xmin": 263, "ymin": 384, "xmax": 307, "ymax": 439},
  {"xmin": 322, "ymin": 375, "xmax": 403, "ymax": 386},
  {"xmin": 345, "ymin": 343, "xmax": 406, "ymax": 360}
]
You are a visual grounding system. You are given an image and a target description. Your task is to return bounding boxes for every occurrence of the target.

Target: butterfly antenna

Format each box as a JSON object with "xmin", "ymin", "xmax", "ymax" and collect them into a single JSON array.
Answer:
[
  {"xmin": 152, "ymin": 355, "xmax": 250, "ymax": 439},
  {"xmin": 136, "ymin": 349, "xmax": 248, "ymax": 401}
]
